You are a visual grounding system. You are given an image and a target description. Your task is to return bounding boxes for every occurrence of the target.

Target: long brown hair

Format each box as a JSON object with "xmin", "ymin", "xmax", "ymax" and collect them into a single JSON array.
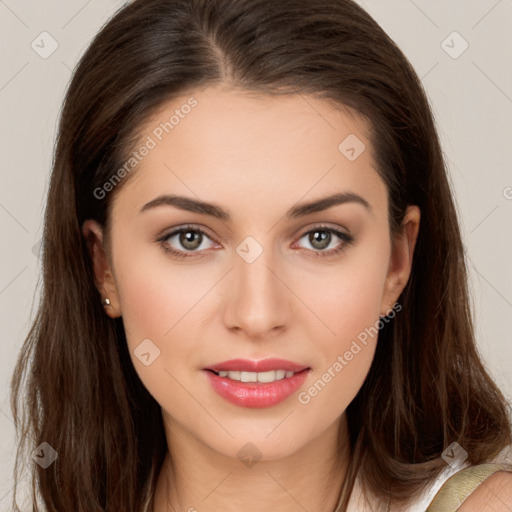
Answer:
[{"xmin": 10, "ymin": 0, "xmax": 511, "ymax": 510}]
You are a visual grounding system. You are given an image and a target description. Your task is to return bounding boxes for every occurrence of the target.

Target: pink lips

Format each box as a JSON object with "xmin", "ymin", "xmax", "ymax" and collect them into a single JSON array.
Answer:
[{"xmin": 203, "ymin": 358, "xmax": 311, "ymax": 409}]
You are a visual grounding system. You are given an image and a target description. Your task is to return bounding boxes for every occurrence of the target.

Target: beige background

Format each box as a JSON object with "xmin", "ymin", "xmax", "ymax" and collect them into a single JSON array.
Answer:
[{"xmin": 0, "ymin": 0, "xmax": 511, "ymax": 506}]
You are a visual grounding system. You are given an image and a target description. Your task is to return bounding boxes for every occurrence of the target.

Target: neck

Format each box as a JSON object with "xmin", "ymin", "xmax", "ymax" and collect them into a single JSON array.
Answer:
[{"xmin": 152, "ymin": 414, "xmax": 351, "ymax": 512}]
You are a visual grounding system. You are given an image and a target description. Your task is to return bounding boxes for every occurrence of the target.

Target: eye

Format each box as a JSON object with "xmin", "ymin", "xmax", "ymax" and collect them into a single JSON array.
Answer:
[
  {"xmin": 294, "ymin": 225, "xmax": 355, "ymax": 258},
  {"xmin": 157, "ymin": 225, "xmax": 217, "ymax": 259},
  {"xmin": 156, "ymin": 224, "xmax": 355, "ymax": 260}
]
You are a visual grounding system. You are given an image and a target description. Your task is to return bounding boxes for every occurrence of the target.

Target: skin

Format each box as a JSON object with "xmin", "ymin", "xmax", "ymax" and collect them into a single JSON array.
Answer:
[{"xmin": 83, "ymin": 84, "xmax": 421, "ymax": 511}]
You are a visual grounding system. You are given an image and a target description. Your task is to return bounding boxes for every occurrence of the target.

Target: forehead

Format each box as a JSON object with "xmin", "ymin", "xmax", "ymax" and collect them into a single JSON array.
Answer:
[{"xmin": 111, "ymin": 85, "xmax": 386, "ymax": 221}]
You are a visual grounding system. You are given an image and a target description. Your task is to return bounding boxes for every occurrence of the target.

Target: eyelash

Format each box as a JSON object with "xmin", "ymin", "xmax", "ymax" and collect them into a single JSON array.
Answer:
[{"xmin": 156, "ymin": 224, "xmax": 355, "ymax": 260}]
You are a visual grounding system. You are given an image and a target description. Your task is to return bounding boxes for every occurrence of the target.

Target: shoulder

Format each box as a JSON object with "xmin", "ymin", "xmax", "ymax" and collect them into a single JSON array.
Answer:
[{"xmin": 458, "ymin": 471, "xmax": 512, "ymax": 511}]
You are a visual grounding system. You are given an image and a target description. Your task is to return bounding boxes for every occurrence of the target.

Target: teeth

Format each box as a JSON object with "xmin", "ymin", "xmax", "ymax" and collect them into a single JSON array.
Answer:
[
  {"xmin": 241, "ymin": 371, "xmax": 258, "ymax": 382},
  {"xmin": 216, "ymin": 370, "xmax": 297, "ymax": 382}
]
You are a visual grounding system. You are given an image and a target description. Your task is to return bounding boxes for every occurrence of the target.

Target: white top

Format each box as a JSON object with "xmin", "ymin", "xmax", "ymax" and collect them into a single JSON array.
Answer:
[{"xmin": 346, "ymin": 445, "xmax": 512, "ymax": 511}]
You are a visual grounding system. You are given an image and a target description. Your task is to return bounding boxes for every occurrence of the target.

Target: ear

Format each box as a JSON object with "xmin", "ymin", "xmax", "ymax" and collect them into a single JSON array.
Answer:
[
  {"xmin": 380, "ymin": 205, "xmax": 420, "ymax": 316},
  {"xmin": 82, "ymin": 219, "xmax": 122, "ymax": 318}
]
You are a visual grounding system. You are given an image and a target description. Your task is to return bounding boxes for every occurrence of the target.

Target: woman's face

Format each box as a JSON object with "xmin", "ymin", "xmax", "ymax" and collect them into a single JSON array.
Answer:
[{"xmin": 84, "ymin": 85, "xmax": 419, "ymax": 462}]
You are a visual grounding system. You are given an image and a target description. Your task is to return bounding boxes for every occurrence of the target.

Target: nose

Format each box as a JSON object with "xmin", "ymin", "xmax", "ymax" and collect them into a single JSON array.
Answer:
[{"xmin": 222, "ymin": 240, "xmax": 290, "ymax": 340}]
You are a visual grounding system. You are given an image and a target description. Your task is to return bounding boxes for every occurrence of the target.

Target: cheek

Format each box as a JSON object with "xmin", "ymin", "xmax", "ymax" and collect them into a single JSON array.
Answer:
[
  {"xmin": 112, "ymin": 234, "xmax": 212, "ymax": 343},
  {"xmin": 115, "ymin": 265, "xmax": 174, "ymax": 344},
  {"xmin": 113, "ymin": 254, "xmax": 209, "ymax": 414},
  {"xmin": 290, "ymin": 242, "xmax": 389, "ymax": 405},
  {"xmin": 112, "ymin": 241, "xmax": 220, "ymax": 388},
  {"xmin": 294, "ymin": 241, "xmax": 389, "ymax": 350}
]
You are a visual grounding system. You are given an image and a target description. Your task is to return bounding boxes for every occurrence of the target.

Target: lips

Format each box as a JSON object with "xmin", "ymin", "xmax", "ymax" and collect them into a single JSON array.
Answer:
[
  {"xmin": 203, "ymin": 358, "xmax": 311, "ymax": 408},
  {"xmin": 204, "ymin": 367, "xmax": 311, "ymax": 408},
  {"xmin": 205, "ymin": 358, "xmax": 310, "ymax": 373}
]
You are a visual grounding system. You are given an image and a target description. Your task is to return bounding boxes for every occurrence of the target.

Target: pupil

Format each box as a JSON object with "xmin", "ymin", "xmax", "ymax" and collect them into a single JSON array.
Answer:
[
  {"xmin": 181, "ymin": 231, "xmax": 201, "ymax": 249},
  {"xmin": 311, "ymin": 230, "xmax": 330, "ymax": 249}
]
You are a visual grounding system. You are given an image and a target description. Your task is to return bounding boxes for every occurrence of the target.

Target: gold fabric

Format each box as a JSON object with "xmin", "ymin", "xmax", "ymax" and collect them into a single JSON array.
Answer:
[{"xmin": 426, "ymin": 462, "xmax": 512, "ymax": 511}]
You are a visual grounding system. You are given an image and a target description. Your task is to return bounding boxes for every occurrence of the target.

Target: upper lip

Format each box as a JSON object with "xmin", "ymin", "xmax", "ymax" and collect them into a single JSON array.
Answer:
[{"xmin": 205, "ymin": 358, "xmax": 310, "ymax": 373}]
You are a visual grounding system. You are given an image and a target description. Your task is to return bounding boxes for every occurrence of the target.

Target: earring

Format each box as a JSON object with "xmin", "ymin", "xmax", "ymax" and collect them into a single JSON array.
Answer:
[
  {"xmin": 380, "ymin": 303, "xmax": 394, "ymax": 319},
  {"xmin": 102, "ymin": 297, "xmax": 111, "ymax": 306}
]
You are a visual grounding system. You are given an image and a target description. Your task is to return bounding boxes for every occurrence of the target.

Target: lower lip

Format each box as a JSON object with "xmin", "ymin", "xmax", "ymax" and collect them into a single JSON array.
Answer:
[{"xmin": 204, "ymin": 369, "xmax": 310, "ymax": 408}]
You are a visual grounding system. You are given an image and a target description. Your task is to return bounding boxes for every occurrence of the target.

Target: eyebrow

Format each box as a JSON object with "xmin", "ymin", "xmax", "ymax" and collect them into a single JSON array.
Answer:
[{"xmin": 140, "ymin": 192, "xmax": 371, "ymax": 220}]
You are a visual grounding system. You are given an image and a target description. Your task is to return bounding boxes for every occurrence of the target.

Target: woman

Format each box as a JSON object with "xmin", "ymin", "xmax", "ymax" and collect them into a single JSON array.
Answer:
[{"xmin": 10, "ymin": 0, "xmax": 512, "ymax": 510}]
